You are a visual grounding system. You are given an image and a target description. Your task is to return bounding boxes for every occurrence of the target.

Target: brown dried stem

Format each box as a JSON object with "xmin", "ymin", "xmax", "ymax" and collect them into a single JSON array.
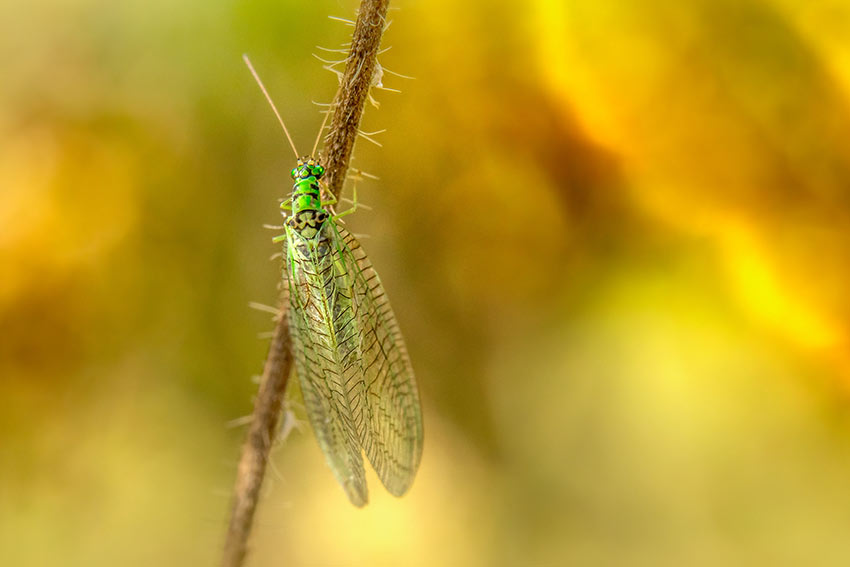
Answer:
[
  {"xmin": 322, "ymin": 0, "xmax": 390, "ymax": 200},
  {"xmin": 221, "ymin": 1, "xmax": 390, "ymax": 566}
]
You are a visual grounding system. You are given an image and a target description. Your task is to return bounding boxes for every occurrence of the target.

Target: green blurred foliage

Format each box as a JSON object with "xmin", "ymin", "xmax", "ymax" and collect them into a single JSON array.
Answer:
[{"xmin": 3, "ymin": 0, "xmax": 850, "ymax": 565}]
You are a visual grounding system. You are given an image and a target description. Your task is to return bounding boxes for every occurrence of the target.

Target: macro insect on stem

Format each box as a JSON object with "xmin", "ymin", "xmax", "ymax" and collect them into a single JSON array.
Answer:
[
  {"xmin": 223, "ymin": 3, "xmax": 395, "ymax": 564},
  {"xmin": 243, "ymin": 54, "xmax": 423, "ymax": 507}
]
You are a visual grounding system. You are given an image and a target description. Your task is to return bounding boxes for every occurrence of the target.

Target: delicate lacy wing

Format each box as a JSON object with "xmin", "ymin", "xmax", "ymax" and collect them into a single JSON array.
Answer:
[
  {"xmin": 285, "ymin": 226, "xmax": 368, "ymax": 506},
  {"xmin": 333, "ymin": 225, "xmax": 424, "ymax": 496}
]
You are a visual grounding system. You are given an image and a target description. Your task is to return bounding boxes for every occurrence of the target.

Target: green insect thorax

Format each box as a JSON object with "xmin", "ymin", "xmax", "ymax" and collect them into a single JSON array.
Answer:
[
  {"xmin": 285, "ymin": 155, "xmax": 330, "ymax": 235},
  {"xmin": 289, "ymin": 156, "xmax": 325, "ymax": 212}
]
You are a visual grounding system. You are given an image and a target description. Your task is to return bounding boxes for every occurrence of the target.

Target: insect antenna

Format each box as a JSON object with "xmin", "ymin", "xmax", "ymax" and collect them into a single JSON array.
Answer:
[
  {"xmin": 311, "ymin": 103, "xmax": 333, "ymax": 157},
  {"xmin": 243, "ymin": 54, "xmax": 299, "ymax": 159}
]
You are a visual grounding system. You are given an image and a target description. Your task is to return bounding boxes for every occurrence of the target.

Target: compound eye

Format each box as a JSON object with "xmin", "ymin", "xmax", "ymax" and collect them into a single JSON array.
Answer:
[
  {"xmin": 290, "ymin": 167, "xmax": 298, "ymax": 179},
  {"xmin": 313, "ymin": 165, "xmax": 325, "ymax": 177}
]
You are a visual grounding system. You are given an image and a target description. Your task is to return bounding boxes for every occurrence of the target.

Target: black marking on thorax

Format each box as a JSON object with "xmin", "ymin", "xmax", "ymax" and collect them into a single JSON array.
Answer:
[{"xmin": 287, "ymin": 209, "xmax": 330, "ymax": 233}]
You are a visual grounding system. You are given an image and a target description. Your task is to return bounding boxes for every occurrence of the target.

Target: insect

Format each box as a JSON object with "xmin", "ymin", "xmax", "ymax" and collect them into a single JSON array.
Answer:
[{"xmin": 244, "ymin": 55, "xmax": 423, "ymax": 506}]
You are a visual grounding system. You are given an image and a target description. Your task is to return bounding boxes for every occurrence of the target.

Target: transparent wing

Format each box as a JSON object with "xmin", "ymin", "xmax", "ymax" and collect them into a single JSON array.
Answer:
[
  {"xmin": 334, "ymin": 225, "xmax": 424, "ymax": 496},
  {"xmin": 286, "ymin": 233, "xmax": 368, "ymax": 506}
]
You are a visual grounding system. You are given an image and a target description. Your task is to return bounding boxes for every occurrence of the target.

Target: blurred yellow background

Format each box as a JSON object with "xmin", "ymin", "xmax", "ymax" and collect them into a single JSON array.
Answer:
[{"xmin": 3, "ymin": 0, "xmax": 850, "ymax": 565}]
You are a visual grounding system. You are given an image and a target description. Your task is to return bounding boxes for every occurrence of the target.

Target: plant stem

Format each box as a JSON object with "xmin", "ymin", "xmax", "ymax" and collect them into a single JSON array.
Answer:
[
  {"xmin": 323, "ymin": 0, "xmax": 391, "ymax": 200},
  {"xmin": 221, "ymin": 311, "xmax": 292, "ymax": 567},
  {"xmin": 221, "ymin": 1, "xmax": 390, "ymax": 566}
]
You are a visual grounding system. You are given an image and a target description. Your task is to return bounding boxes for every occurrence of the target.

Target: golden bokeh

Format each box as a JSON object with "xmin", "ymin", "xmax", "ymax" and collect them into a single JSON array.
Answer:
[{"xmin": 3, "ymin": 0, "xmax": 850, "ymax": 565}]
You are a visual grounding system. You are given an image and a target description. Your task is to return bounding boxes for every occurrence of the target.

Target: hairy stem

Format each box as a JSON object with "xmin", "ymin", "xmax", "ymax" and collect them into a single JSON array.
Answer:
[
  {"xmin": 221, "ymin": 311, "xmax": 292, "ymax": 567},
  {"xmin": 221, "ymin": 1, "xmax": 390, "ymax": 566},
  {"xmin": 323, "ymin": 0, "xmax": 390, "ymax": 200}
]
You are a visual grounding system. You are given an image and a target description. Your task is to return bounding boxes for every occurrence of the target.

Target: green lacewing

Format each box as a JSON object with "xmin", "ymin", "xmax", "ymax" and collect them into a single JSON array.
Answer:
[{"xmin": 244, "ymin": 55, "xmax": 423, "ymax": 506}]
